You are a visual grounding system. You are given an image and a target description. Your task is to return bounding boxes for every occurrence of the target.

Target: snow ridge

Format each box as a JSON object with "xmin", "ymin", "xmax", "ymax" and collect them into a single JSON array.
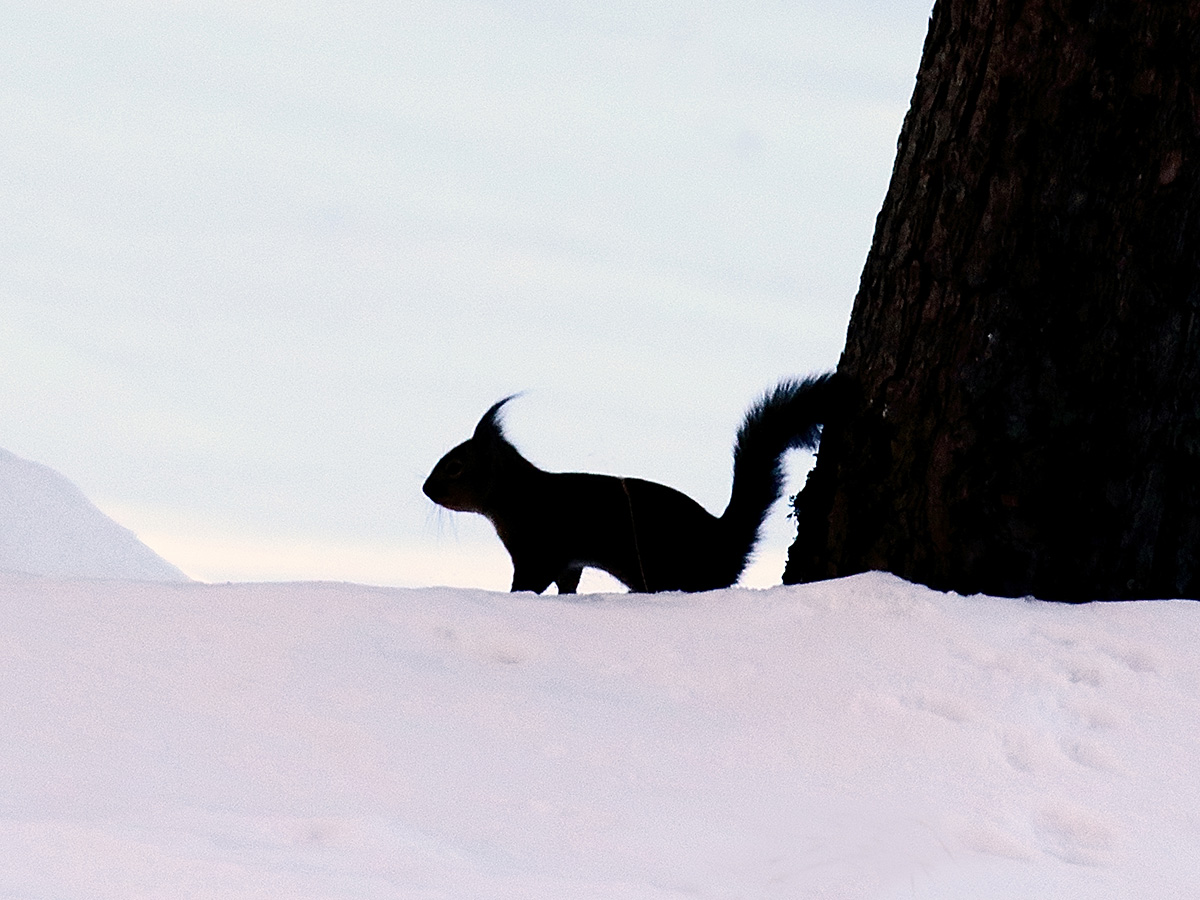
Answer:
[{"xmin": 0, "ymin": 447, "xmax": 188, "ymax": 581}]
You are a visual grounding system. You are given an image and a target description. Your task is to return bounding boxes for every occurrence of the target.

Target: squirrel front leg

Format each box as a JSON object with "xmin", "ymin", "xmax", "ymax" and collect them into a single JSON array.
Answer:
[
  {"xmin": 510, "ymin": 558, "xmax": 556, "ymax": 594},
  {"xmin": 554, "ymin": 566, "xmax": 583, "ymax": 595}
]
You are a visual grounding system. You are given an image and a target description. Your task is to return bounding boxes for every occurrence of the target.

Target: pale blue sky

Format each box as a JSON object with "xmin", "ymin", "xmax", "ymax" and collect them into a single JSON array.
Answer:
[{"xmin": 1, "ymin": 0, "xmax": 933, "ymax": 588}]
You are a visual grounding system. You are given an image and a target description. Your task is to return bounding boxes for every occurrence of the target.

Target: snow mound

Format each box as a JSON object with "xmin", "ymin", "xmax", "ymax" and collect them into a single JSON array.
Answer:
[
  {"xmin": 0, "ymin": 571, "xmax": 1196, "ymax": 897},
  {"xmin": 0, "ymin": 447, "xmax": 188, "ymax": 581}
]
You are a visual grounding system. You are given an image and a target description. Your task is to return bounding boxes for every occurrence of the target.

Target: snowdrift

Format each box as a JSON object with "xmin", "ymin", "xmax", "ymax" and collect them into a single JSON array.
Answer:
[
  {"xmin": 0, "ymin": 448, "xmax": 187, "ymax": 582},
  {"xmin": 0, "ymin": 570, "xmax": 1196, "ymax": 898}
]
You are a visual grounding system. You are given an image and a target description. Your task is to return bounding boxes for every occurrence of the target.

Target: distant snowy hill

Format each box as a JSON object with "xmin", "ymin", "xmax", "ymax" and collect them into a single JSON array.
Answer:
[
  {"xmin": 0, "ymin": 447, "xmax": 188, "ymax": 581},
  {"xmin": 0, "ymin": 571, "xmax": 1196, "ymax": 897}
]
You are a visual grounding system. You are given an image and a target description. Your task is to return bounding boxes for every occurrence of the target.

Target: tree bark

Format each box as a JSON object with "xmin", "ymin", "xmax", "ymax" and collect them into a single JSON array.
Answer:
[{"xmin": 785, "ymin": 0, "xmax": 1200, "ymax": 600}]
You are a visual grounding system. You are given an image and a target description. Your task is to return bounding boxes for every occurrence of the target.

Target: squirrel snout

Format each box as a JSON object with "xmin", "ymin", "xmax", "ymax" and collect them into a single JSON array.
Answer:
[{"xmin": 422, "ymin": 476, "xmax": 441, "ymax": 503}]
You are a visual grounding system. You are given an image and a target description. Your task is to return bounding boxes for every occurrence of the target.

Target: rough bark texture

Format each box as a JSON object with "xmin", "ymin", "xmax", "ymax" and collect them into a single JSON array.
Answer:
[{"xmin": 785, "ymin": 0, "xmax": 1200, "ymax": 600}]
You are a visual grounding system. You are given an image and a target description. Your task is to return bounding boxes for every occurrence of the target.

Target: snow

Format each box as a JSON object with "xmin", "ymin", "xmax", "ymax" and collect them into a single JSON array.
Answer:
[
  {"xmin": 0, "ymin": 448, "xmax": 188, "ymax": 582},
  {"xmin": 1, "ymin": 570, "xmax": 1197, "ymax": 898}
]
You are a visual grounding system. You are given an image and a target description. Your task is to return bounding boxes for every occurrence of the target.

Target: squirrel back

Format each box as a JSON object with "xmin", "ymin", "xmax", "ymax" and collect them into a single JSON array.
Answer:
[{"xmin": 422, "ymin": 374, "xmax": 837, "ymax": 593}]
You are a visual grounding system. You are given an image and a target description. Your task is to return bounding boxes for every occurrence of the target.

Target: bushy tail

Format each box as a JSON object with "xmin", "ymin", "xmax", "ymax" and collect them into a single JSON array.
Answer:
[{"xmin": 720, "ymin": 373, "xmax": 838, "ymax": 571}]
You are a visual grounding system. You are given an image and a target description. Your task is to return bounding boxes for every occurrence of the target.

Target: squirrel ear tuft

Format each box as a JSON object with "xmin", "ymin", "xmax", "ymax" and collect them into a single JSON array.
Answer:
[{"xmin": 473, "ymin": 393, "xmax": 521, "ymax": 441}]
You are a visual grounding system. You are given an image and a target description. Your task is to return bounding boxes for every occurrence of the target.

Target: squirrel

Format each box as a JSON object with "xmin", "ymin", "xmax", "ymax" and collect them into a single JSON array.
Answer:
[{"xmin": 423, "ymin": 374, "xmax": 837, "ymax": 593}]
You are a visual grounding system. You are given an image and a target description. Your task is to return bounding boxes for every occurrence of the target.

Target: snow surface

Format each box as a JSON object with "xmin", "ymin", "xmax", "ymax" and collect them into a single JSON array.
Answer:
[
  {"xmin": 0, "ymin": 448, "xmax": 188, "ymax": 582},
  {"xmin": 1, "ymin": 570, "xmax": 1197, "ymax": 898}
]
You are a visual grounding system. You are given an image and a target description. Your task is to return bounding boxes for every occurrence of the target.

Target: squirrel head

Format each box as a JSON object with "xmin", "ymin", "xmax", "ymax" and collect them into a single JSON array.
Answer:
[{"xmin": 422, "ymin": 395, "xmax": 521, "ymax": 514}]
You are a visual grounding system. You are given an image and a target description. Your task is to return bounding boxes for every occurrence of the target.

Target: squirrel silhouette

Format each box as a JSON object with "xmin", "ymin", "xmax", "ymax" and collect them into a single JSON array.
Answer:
[{"xmin": 423, "ymin": 374, "xmax": 837, "ymax": 593}]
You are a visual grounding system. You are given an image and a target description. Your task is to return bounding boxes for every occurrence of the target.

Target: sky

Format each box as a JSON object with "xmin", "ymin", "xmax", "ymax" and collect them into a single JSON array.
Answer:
[{"xmin": 0, "ymin": 0, "xmax": 935, "ymax": 589}]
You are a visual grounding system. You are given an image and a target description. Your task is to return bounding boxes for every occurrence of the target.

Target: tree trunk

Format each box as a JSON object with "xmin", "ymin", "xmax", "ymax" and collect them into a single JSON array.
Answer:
[{"xmin": 785, "ymin": 0, "xmax": 1200, "ymax": 601}]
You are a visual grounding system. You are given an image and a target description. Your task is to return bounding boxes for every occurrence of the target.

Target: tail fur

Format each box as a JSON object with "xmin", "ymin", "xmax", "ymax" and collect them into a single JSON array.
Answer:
[{"xmin": 720, "ymin": 373, "xmax": 837, "ymax": 568}]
